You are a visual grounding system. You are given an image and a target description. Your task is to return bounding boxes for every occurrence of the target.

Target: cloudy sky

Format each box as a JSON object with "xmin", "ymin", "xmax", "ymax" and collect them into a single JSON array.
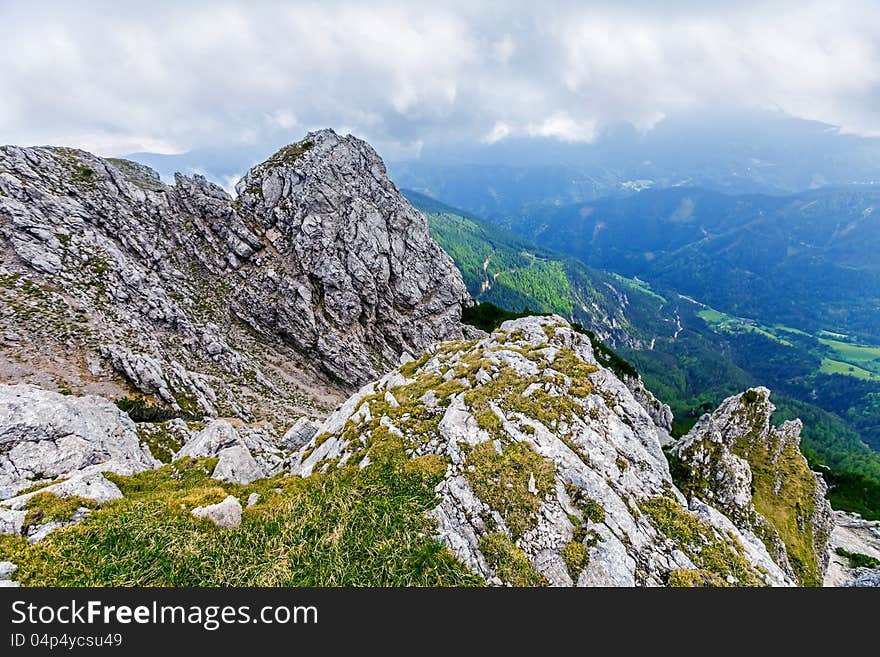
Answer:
[{"xmin": 1, "ymin": 0, "xmax": 879, "ymax": 158}]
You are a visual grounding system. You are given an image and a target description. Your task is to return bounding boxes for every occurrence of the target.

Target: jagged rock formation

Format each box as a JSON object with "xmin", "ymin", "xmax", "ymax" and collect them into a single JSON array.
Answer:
[
  {"xmin": 234, "ymin": 131, "xmax": 468, "ymax": 384},
  {"xmin": 621, "ymin": 373, "xmax": 674, "ymax": 441},
  {"xmin": 0, "ymin": 129, "xmax": 466, "ymax": 425},
  {"xmin": 172, "ymin": 418, "xmax": 285, "ymax": 484},
  {"xmin": 289, "ymin": 315, "xmax": 796, "ymax": 586},
  {"xmin": 670, "ymin": 388, "xmax": 834, "ymax": 586}
]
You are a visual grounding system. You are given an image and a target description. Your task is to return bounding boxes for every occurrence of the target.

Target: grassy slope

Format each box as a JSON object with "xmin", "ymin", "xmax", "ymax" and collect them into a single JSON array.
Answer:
[
  {"xmin": 0, "ymin": 454, "xmax": 481, "ymax": 586},
  {"xmin": 405, "ymin": 189, "xmax": 672, "ymax": 347}
]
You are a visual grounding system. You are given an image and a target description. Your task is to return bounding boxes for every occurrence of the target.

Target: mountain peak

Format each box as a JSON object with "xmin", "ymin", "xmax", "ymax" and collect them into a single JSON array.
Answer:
[
  {"xmin": 0, "ymin": 130, "xmax": 467, "ymax": 424},
  {"xmin": 671, "ymin": 387, "xmax": 833, "ymax": 585}
]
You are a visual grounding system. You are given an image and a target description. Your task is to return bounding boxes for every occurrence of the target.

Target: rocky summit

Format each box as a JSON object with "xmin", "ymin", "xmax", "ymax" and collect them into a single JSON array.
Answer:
[
  {"xmin": 0, "ymin": 129, "xmax": 466, "ymax": 427},
  {"xmin": 288, "ymin": 315, "xmax": 820, "ymax": 586},
  {"xmin": 0, "ymin": 130, "xmax": 859, "ymax": 586},
  {"xmin": 671, "ymin": 388, "xmax": 833, "ymax": 586}
]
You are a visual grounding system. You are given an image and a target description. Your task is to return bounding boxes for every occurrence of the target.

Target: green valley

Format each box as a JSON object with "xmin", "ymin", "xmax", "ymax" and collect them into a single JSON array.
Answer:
[{"xmin": 409, "ymin": 190, "xmax": 880, "ymax": 520}]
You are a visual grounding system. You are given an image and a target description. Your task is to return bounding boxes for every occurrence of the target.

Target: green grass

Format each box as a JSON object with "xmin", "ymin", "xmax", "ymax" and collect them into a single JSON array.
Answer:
[
  {"xmin": 463, "ymin": 441, "xmax": 555, "ymax": 541},
  {"xmin": 818, "ymin": 358, "xmax": 880, "ymax": 381},
  {"xmin": 834, "ymin": 547, "xmax": 880, "ymax": 569},
  {"xmin": 609, "ymin": 273, "xmax": 667, "ymax": 304},
  {"xmin": 0, "ymin": 449, "xmax": 482, "ymax": 587},
  {"xmin": 818, "ymin": 338, "xmax": 880, "ymax": 376},
  {"xmin": 697, "ymin": 308, "xmax": 791, "ymax": 345},
  {"xmin": 479, "ymin": 533, "xmax": 546, "ymax": 586},
  {"xmin": 638, "ymin": 496, "xmax": 764, "ymax": 587}
]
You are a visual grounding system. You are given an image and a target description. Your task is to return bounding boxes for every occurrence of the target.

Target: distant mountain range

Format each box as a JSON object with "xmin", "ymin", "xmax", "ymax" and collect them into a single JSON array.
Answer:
[{"xmin": 390, "ymin": 110, "xmax": 880, "ymax": 221}]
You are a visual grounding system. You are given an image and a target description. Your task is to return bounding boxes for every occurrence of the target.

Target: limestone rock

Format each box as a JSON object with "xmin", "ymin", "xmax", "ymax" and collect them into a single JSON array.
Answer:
[
  {"xmin": 671, "ymin": 387, "xmax": 834, "ymax": 586},
  {"xmin": 191, "ymin": 495, "xmax": 242, "ymax": 529},
  {"xmin": 0, "ymin": 472, "xmax": 123, "ymax": 511},
  {"xmin": 212, "ymin": 445, "xmax": 264, "ymax": 485},
  {"xmin": 0, "ymin": 131, "xmax": 467, "ymax": 427},
  {"xmin": 622, "ymin": 373, "xmax": 674, "ymax": 439},
  {"xmin": 825, "ymin": 511, "xmax": 880, "ymax": 587},
  {"xmin": 0, "ymin": 561, "xmax": 16, "ymax": 579},
  {"xmin": 281, "ymin": 417, "xmax": 319, "ymax": 451},
  {"xmin": 290, "ymin": 315, "xmax": 795, "ymax": 587},
  {"xmin": 173, "ymin": 419, "xmax": 269, "ymax": 484},
  {"xmin": 0, "ymin": 508, "xmax": 26, "ymax": 535},
  {"xmin": 0, "ymin": 384, "xmax": 159, "ymax": 500},
  {"xmin": 234, "ymin": 129, "xmax": 468, "ymax": 386},
  {"xmin": 175, "ymin": 419, "xmax": 240, "ymax": 460},
  {"xmin": 844, "ymin": 568, "xmax": 880, "ymax": 587}
]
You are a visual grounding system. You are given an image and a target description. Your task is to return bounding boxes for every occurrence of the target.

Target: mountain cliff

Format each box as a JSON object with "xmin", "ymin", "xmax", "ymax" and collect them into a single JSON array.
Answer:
[
  {"xmin": 0, "ymin": 131, "xmax": 852, "ymax": 586},
  {"xmin": 0, "ymin": 130, "xmax": 466, "ymax": 427}
]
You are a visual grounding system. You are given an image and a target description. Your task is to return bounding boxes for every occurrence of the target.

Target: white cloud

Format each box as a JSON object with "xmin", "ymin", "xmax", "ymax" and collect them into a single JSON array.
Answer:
[
  {"xmin": 266, "ymin": 110, "xmax": 298, "ymax": 131},
  {"xmin": 492, "ymin": 34, "xmax": 516, "ymax": 64},
  {"xmin": 527, "ymin": 115, "xmax": 597, "ymax": 143},
  {"xmin": 0, "ymin": 0, "xmax": 879, "ymax": 155},
  {"xmin": 483, "ymin": 121, "xmax": 512, "ymax": 144}
]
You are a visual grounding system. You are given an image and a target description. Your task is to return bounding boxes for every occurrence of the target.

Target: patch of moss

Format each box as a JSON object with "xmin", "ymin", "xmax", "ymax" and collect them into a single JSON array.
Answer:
[
  {"xmin": 24, "ymin": 493, "xmax": 97, "ymax": 527},
  {"xmin": 137, "ymin": 423, "xmax": 186, "ymax": 464},
  {"xmin": 731, "ymin": 399, "xmax": 826, "ymax": 586},
  {"xmin": 464, "ymin": 441, "xmax": 555, "ymax": 540},
  {"xmin": 562, "ymin": 540, "xmax": 590, "ymax": 580},
  {"xmin": 668, "ymin": 568, "xmax": 727, "ymax": 587},
  {"xmin": 115, "ymin": 395, "xmax": 199, "ymax": 423},
  {"xmin": 71, "ymin": 164, "xmax": 97, "ymax": 188},
  {"xmin": 479, "ymin": 532, "xmax": 546, "ymax": 586},
  {"xmin": 581, "ymin": 498, "xmax": 606, "ymax": 524},
  {"xmin": 265, "ymin": 140, "xmax": 315, "ymax": 168},
  {"xmin": 835, "ymin": 547, "xmax": 880, "ymax": 569},
  {"xmin": 399, "ymin": 352, "xmax": 431, "ymax": 379},
  {"xmin": 638, "ymin": 495, "xmax": 765, "ymax": 587},
  {"xmin": 565, "ymin": 484, "xmax": 606, "ymax": 524}
]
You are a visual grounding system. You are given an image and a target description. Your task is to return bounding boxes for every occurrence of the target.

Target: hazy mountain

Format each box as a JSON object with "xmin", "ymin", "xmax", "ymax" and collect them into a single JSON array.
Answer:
[{"xmin": 390, "ymin": 110, "xmax": 880, "ymax": 221}]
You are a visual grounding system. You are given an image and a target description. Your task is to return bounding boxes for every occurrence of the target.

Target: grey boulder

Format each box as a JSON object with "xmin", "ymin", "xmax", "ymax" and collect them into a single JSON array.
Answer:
[{"xmin": 191, "ymin": 495, "xmax": 242, "ymax": 529}]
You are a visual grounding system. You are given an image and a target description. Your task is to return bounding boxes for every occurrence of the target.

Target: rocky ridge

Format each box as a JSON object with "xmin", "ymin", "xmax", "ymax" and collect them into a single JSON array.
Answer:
[
  {"xmin": 670, "ymin": 388, "xmax": 833, "ymax": 586},
  {"xmin": 288, "ymin": 315, "xmax": 826, "ymax": 586},
  {"xmin": 0, "ymin": 129, "xmax": 466, "ymax": 425}
]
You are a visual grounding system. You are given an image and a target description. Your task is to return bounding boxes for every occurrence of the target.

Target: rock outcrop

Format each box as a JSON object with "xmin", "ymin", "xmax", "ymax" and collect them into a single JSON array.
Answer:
[
  {"xmin": 0, "ymin": 129, "xmax": 467, "ymax": 426},
  {"xmin": 173, "ymin": 419, "xmax": 282, "ymax": 485},
  {"xmin": 0, "ymin": 384, "xmax": 159, "ymax": 499},
  {"xmin": 191, "ymin": 495, "xmax": 242, "ymax": 529},
  {"xmin": 289, "ymin": 315, "xmax": 795, "ymax": 586},
  {"xmin": 233, "ymin": 130, "xmax": 468, "ymax": 384},
  {"xmin": 670, "ymin": 388, "xmax": 834, "ymax": 586},
  {"xmin": 824, "ymin": 511, "xmax": 880, "ymax": 587}
]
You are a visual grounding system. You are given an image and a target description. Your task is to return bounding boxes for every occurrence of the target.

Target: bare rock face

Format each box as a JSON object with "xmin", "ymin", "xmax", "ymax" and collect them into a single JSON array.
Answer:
[
  {"xmin": 173, "ymin": 418, "xmax": 283, "ymax": 485},
  {"xmin": 0, "ymin": 384, "xmax": 159, "ymax": 499},
  {"xmin": 289, "ymin": 315, "xmax": 794, "ymax": 587},
  {"xmin": 233, "ymin": 130, "xmax": 468, "ymax": 385},
  {"xmin": 670, "ymin": 387, "xmax": 834, "ymax": 586},
  {"xmin": 0, "ymin": 130, "xmax": 467, "ymax": 425},
  {"xmin": 825, "ymin": 511, "xmax": 880, "ymax": 587},
  {"xmin": 622, "ymin": 373, "xmax": 674, "ymax": 441}
]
